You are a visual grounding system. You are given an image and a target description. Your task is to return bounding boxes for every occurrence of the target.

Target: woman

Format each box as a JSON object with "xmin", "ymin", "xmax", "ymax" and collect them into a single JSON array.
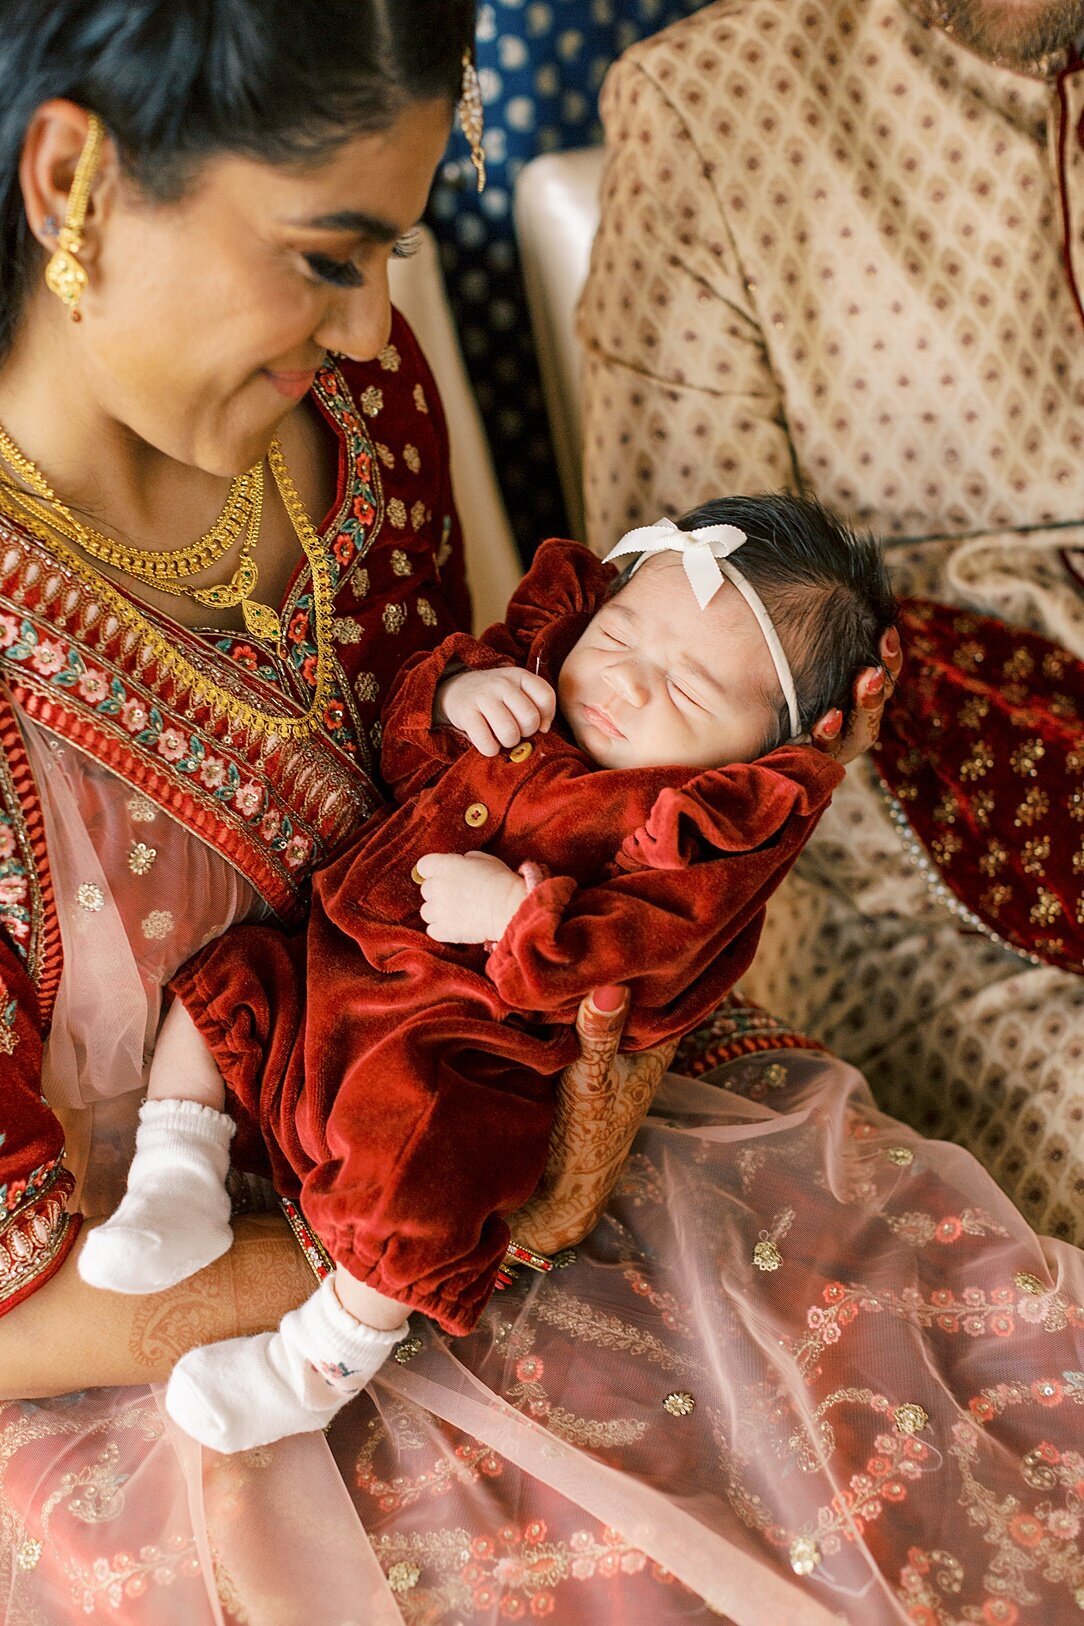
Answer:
[{"xmin": 0, "ymin": 5, "xmax": 1082, "ymax": 1624}]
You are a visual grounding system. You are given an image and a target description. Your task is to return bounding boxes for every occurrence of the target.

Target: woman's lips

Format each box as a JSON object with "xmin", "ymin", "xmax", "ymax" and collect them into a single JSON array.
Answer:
[
  {"xmin": 264, "ymin": 368, "xmax": 318, "ymax": 401},
  {"xmin": 580, "ymin": 704, "xmax": 624, "ymax": 740}
]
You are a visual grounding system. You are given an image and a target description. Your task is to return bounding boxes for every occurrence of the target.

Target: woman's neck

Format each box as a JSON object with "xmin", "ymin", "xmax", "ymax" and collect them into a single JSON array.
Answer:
[
  {"xmin": 0, "ymin": 306, "xmax": 239, "ymax": 548},
  {"xmin": 0, "ymin": 294, "xmax": 337, "ymax": 635}
]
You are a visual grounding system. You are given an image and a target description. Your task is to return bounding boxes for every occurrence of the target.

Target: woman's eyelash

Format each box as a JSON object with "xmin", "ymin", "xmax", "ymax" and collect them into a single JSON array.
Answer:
[
  {"xmin": 305, "ymin": 253, "xmax": 363, "ymax": 289},
  {"xmin": 305, "ymin": 231, "xmax": 419, "ymax": 288},
  {"xmin": 392, "ymin": 229, "xmax": 422, "ymax": 260}
]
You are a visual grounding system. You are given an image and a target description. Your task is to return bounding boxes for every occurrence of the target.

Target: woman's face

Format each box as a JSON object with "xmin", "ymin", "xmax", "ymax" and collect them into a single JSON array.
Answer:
[{"xmin": 67, "ymin": 99, "xmax": 452, "ymax": 475}]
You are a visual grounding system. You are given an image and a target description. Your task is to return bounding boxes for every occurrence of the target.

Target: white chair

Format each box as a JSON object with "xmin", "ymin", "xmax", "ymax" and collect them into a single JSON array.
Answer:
[
  {"xmin": 389, "ymin": 227, "xmax": 522, "ymax": 632},
  {"xmin": 513, "ymin": 148, "xmax": 605, "ymax": 542}
]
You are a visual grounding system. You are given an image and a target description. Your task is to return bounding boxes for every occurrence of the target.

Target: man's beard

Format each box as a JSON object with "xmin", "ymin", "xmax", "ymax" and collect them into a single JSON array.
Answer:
[{"xmin": 936, "ymin": 0, "xmax": 1084, "ymax": 64}]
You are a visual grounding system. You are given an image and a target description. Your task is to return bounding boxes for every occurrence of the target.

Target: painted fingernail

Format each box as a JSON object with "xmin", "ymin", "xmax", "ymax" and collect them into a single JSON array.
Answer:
[
  {"xmin": 866, "ymin": 668, "xmax": 886, "ymax": 696},
  {"xmin": 884, "ymin": 628, "xmax": 901, "ymax": 657},
  {"xmin": 591, "ymin": 984, "xmax": 626, "ymax": 1013},
  {"xmin": 822, "ymin": 710, "xmax": 843, "ymax": 738}
]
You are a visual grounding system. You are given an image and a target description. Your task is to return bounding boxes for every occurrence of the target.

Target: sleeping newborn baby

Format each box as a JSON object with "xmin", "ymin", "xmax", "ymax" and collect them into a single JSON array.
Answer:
[{"xmin": 81, "ymin": 492, "xmax": 896, "ymax": 1453}]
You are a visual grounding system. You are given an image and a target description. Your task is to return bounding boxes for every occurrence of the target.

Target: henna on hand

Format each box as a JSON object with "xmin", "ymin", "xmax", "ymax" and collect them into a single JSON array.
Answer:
[{"xmin": 508, "ymin": 988, "xmax": 676, "ymax": 1256}]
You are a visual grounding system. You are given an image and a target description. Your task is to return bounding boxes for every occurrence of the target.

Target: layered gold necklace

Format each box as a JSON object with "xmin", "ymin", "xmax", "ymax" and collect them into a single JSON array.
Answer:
[
  {"xmin": 0, "ymin": 423, "xmax": 335, "ymax": 743},
  {"xmin": 0, "ymin": 422, "xmax": 283, "ymax": 641}
]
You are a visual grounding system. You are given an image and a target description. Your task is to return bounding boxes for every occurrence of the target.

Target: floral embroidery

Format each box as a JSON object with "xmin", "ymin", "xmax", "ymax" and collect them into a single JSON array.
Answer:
[
  {"xmin": 0, "ymin": 1152, "xmax": 63, "ymax": 1216},
  {"xmin": 368, "ymin": 1520, "xmax": 664, "ymax": 1622},
  {"xmin": 0, "ymin": 810, "xmax": 31, "ymax": 956},
  {"xmin": 0, "ymin": 980, "xmax": 17, "ymax": 1053},
  {"xmin": 0, "ymin": 1168, "xmax": 77, "ymax": 1306}
]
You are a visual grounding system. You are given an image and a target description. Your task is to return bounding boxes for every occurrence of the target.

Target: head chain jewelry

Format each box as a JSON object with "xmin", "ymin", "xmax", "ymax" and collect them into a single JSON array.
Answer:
[
  {"xmin": 44, "ymin": 111, "xmax": 106, "ymax": 321},
  {"xmin": 458, "ymin": 48, "xmax": 486, "ymax": 192},
  {"xmin": 603, "ymin": 517, "xmax": 802, "ymax": 740}
]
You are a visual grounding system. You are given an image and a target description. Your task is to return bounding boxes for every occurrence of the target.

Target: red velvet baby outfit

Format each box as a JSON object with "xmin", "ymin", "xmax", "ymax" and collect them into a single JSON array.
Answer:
[{"xmin": 171, "ymin": 541, "xmax": 844, "ymax": 1334}]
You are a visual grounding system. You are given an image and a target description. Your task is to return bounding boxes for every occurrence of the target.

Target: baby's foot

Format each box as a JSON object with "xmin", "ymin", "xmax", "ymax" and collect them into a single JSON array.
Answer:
[
  {"xmin": 78, "ymin": 1099, "xmax": 234, "ymax": 1294},
  {"xmin": 165, "ymin": 1276, "xmax": 408, "ymax": 1453}
]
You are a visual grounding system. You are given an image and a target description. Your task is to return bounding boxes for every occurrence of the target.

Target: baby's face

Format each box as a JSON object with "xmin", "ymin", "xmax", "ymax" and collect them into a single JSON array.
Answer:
[{"xmin": 558, "ymin": 554, "xmax": 784, "ymax": 771}]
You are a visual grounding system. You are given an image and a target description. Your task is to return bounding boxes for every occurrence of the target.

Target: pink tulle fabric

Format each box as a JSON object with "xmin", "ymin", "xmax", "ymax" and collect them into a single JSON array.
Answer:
[{"xmin": 4, "ymin": 712, "xmax": 1084, "ymax": 1625}]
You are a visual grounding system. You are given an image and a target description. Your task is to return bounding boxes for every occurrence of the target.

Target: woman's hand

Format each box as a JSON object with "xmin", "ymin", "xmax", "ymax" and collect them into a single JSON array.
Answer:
[
  {"xmin": 416, "ymin": 850, "xmax": 527, "ymax": 943},
  {"xmin": 435, "ymin": 667, "xmax": 556, "ymax": 756},
  {"xmin": 507, "ymin": 985, "xmax": 676, "ymax": 1258},
  {"xmin": 810, "ymin": 626, "xmax": 902, "ymax": 765}
]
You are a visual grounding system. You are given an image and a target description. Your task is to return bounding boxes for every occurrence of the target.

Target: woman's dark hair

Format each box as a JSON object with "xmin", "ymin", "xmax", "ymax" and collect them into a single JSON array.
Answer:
[
  {"xmin": 676, "ymin": 493, "xmax": 897, "ymax": 748},
  {"xmin": 0, "ymin": 0, "xmax": 477, "ymax": 357}
]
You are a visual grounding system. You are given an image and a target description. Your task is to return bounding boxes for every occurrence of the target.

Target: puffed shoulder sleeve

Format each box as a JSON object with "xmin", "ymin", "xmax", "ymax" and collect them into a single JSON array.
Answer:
[
  {"xmin": 487, "ymin": 746, "xmax": 844, "ymax": 1047},
  {"xmin": 487, "ymin": 539, "xmax": 614, "ymax": 659},
  {"xmin": 0, "ymin": 936, "xmax": 80, "ymax": 1315}
]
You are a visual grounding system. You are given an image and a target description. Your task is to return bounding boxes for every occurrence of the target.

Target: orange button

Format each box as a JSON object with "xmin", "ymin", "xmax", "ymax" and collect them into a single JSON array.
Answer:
[
  {"xmin": 411, "ymin": 863, "xmax": 424, "ymax": 885},
  {"xmin": 509, "ymin": 740, "xmax": 534, "ymax": 763},
  {"xmin": 464, "ymin": 802, "xmax": 489, "ymax": 828}
]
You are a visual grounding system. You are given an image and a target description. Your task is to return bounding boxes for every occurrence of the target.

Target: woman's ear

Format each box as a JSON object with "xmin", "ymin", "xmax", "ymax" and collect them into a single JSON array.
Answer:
[{"xmin": 18, "ymin": 99, "xmax": 117, "ymax": 263}]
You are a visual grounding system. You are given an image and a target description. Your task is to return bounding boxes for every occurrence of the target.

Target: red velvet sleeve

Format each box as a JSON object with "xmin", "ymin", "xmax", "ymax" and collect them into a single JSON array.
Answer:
[
  {"xmin": 378, "ymin": 632, "xmax": 515, "ymax": 803},
  {"xmin": 0, "ymin": 934, "xmax": 81, "ymax": 1316},
  {"xmin": 486, "ymin": 747, "xmax": 845, "ymax": 1047},
  {"xmin": 379, "ymin": 538, "xmax": 614, "ymax": 802}
]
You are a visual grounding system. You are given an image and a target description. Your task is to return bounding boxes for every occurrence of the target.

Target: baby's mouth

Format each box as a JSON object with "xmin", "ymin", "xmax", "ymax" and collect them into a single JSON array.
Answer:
[{"xmin": 580, "ymin": 704, "xmax": 625, "ymax": 740}]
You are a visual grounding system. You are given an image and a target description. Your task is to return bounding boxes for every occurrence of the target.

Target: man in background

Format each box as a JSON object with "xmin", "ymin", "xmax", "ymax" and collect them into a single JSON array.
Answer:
[{"xmin": 580, "ymin": 0, "xmax": 1084, "ymax": 1238}]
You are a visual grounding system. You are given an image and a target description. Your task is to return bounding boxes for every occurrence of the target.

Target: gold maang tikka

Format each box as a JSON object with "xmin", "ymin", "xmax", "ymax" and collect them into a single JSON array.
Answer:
[
  {"xmin": 458, "ymin": 48, "xmax": 486, "ymax": 193},
  {"xmin": 44, "ymin": 111, "xmax": 106, "ymax": 321}
]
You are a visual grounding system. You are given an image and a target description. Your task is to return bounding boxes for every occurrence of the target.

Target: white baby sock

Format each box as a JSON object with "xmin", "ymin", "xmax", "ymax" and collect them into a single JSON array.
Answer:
[
  {"xmin": 165, "ymin": 1275, "xmax": 409, "ymax": 1453},
  {"xmin": 78, "ymin": 1098, "xmax": 235, "ymax": 1294}
]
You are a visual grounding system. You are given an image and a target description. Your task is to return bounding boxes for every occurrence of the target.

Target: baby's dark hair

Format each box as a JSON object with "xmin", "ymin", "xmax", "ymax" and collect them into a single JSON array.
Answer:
[{"xmin": 675, "ymin": 493, "xmax": 896, "ymax": 749}]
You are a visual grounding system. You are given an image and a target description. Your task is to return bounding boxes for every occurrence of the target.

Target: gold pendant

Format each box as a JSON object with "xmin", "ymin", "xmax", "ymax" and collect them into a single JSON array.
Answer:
[
  {"xmin": 191, "ymin": 551, "xmax": 258, "ymax": 609},
  {"xmin": 242, "ymin": 598, "xmax": 282, "ymax": 642},
  {"xmin": 44, "ymin": 247, "xmax": 89, "ymax": 316}
]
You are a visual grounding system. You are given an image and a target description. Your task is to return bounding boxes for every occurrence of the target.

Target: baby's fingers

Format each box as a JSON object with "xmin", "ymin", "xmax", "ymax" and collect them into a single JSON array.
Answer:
[
  {"xmin": 479, "ymin": 696, "xmax": 527, "ymax": 749},
  {"xmin": 500, "ymin": 686, "xmax": 545, "ymax": 741},
  {"xmin": 518, "ymin": 671, "xmax": 557, "ymax": 731},
  {"xmin": 461, "ymin": 710, "xmax": 502, "ymax": 757}
]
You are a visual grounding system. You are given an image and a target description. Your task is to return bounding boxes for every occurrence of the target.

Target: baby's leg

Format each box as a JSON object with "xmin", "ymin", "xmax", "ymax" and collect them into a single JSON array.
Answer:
[
  {"xmin": 78, "ymin": 1002, "xmax": 236, "ymax": 1294},
  {"xmin": 165, "ymin": 1269, "xmax": 410, "ymax": 1453}
]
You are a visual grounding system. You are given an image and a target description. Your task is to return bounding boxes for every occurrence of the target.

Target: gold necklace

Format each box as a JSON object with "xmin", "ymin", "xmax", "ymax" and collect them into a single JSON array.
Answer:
[
  {"xmin": 0, "ymin": 434, "xmax": 336, "ymax": 744},
  {"xmin": 0, "ymin": 419, "xmax": 260, "ymax": 585}
]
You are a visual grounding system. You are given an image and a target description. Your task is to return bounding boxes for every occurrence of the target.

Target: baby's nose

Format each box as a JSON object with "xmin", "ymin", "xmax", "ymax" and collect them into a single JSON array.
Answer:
[{"xmin": 608, "ymin": 660, "xmax": 650, "ymax": 706}]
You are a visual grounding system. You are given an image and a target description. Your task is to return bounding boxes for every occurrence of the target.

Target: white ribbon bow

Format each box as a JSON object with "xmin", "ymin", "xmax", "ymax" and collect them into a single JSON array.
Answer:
[
  {"xmin": 603, "ymin": 516, "xmax": 749, "ymax": 610},
  {"xmin": 601, "ymin": 517, "xmax": 801, "ymax": 740}
]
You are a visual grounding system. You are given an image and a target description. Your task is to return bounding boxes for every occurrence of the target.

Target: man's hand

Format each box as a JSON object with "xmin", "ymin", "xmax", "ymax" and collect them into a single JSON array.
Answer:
[
  {"xmin": 435, "ymin": 667, "xmax": 556, "ymax": 757},
  {"xmin": 416, "ymin": 851, "xmax": 529, "ymax": 944},
  {"xmin": 810, "ymin": 626, "xmax": 903, "ymax": 765}
]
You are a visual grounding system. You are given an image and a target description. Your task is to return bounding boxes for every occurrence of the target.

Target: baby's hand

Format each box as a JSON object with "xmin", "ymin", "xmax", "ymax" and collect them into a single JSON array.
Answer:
[
  {"xmin": 435, "ymin": 667, "xmax": 556, "ymax": 757},
  {"xmin": 416, "ymin": 851, "xmax": 528, "ymax": 944}
]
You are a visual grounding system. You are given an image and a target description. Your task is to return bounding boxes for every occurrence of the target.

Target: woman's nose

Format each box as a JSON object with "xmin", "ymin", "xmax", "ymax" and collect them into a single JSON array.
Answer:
[{"xmin": 316, "ymin": 267, "xmax": 393, "ymax": 364}]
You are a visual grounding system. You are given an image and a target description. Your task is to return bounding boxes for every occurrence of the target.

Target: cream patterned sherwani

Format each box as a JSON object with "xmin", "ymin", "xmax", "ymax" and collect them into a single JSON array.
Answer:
[{"xmin": 579, "ymin": 0, "xmax": 1084, "ymax": 1238}]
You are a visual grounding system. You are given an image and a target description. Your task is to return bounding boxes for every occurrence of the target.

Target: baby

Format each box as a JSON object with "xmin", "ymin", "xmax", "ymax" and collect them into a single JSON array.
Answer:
[{"xmin": 81, "ymin": 493, "xmax": 895, "ymax": 1453}]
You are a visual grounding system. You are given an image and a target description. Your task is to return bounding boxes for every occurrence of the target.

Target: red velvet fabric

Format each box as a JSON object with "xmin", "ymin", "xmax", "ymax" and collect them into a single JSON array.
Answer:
[
  {"xmin": 173, "ymin": 541, "xmax": 844, "ymax": 1334},
  {"xmin": 874, "ymin": 598, "xmax": 1084, "ymax": 974}
]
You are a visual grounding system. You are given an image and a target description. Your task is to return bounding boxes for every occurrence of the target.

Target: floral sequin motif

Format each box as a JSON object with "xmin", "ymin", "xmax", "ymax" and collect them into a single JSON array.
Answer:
[
  {"xmin": 127, "ymin": 842, "xmax": 157, "ymax": 876},
  {"xmin": 140, "ymin": 910, "xmax": 174, "ymax": 941}
]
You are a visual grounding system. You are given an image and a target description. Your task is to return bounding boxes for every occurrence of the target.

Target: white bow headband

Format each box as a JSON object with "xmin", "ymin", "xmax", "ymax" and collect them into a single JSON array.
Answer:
[{"xmin": 602, "ymin": 517, "xmax": 801, "ymax": 740}]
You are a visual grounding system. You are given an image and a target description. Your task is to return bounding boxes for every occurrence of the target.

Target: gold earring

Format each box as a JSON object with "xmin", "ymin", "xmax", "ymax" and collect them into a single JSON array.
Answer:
[
  {"xmin": 44, "ymin": 112, "xmax": 106, "ymax": 322},
  {"xmin": 458, "ymin": 49, "xmax": 486, "ymax": 193}
]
